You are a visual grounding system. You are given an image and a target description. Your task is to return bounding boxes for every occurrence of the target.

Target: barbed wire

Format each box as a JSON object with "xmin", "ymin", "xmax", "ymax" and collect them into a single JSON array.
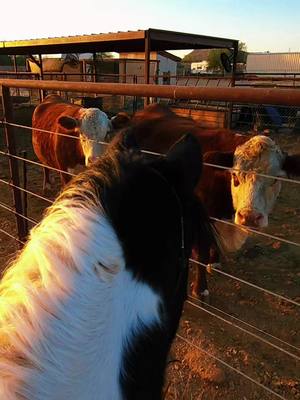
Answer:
[
  {"xmin": 0, "ymin": 227, "xmax": 24, "ymax": 245},
  {"xmin": 186, "ymin": 298, "xmax": 300, "ymax": 362},
  {"xmin": 188, "ymin": 294, "xmax": 300, "ymax": 354},
  {"xmin": 203, "ymin": 161, "xmax": 300, "ymax": 186},
  {"xmin": 211, "ymin": 216, "xmax": 300, "ymax": 249},
  {"xmin": 190, "ymin": 258, "xmax": 300, "ymax": 308},
  {"xmin": 2, "ymin": 120, "xmax": 300, "ymax": 185},
  {"xmin": 0, "ymin": 149, "xmax": 299, "ymax": 308},
  {"xmin": 0, "ymin": 200, "xmax": 37, "ymax": 225},
  {"xmin": 0, "ymin": 121, "xmax": 163, "ymax": 158},
  {"xmin": 0, "ymin": 150, "xmax": 75, "ymax": 177},
  {"xmin": 175, "ymin": 333, "xmax": 287, "ymax": 400},
  {"xmin": 2, "ymin": 148, "xmax": 300, "ymax": 255},
  {"xmin": 0, "ymin": 95, "xmax": 299, "ymax": 399},
  {"xmin": 1, "ymin": 116, "xmax": 299, "ymax": 396},
  {"xmin": 0, "ymin": 178, "xmax": 53, "ymax": 204}
]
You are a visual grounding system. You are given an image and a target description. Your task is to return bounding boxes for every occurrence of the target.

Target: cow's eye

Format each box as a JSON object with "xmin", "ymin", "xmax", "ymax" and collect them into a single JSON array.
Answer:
[{"xmin": 232, "ymin": 173, "xmax": 240, "ymax": 187}]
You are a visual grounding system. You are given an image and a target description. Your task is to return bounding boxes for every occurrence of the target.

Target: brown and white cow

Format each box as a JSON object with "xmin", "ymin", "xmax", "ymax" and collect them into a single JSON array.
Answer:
[
  {"xmin": 32, "ymin": 94, "xmax": 111, "ymax": 189},
  {"xmin": 113, "ymin": 104, "xmax": 300, "ymax": 298}
]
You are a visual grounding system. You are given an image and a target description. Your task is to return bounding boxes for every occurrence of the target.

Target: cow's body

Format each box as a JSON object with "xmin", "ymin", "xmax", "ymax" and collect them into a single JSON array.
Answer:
[
  {"xmin": 32, "ymin": 95, "xmax": 111, "ymax": 188},
  {"xmin": 115, "ymin": 104, "xmax": 300, "ymax": 297}
]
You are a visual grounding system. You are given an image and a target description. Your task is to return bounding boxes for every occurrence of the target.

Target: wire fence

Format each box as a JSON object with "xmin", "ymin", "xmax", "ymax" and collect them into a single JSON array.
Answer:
[{"xmin": 0, "ymin": 84, "xmax": 299, "ymax": 399}]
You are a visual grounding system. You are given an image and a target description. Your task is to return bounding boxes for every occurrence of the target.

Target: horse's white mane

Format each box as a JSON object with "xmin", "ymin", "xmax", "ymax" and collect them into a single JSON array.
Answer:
[{"xmin": 0, "ymin": 184, "xmax": 128, "ymax": 399}]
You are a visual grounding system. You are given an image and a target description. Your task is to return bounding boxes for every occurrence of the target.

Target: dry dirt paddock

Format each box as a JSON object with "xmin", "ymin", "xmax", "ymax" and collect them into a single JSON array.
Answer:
[{"xmin": 0, "ymin": 106, "xmax": 299, "ymax": 400}]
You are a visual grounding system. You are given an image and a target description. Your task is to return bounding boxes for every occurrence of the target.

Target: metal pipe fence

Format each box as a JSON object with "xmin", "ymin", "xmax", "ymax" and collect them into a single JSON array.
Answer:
[
  {"xmin": 1, "ymin": 72, "xmax": 299, "ymax": 133},
  {"xmin": 0, "ymin": 79, "xmax": 299, "ymax": 399}
]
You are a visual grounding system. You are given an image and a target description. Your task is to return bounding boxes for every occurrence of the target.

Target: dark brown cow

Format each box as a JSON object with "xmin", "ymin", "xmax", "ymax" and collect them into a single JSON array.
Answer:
[
  {"xmin": 113, "ymin": 104, "xmax": 300, "ymax": 298},
  {"xmin": 32, "ymin": 95, "xmax": 111, "ymax": 189}
]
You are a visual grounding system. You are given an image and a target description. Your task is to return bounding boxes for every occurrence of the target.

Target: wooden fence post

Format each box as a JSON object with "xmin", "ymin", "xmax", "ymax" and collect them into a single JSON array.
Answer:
[{"xmin": 1, "ymin": 85, "xmax": 27, "ymax": 243}]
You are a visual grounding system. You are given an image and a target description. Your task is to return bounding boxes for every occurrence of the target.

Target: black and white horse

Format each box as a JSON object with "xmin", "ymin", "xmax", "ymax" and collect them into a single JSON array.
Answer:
[{"xmin": 0, "ymin": 131, "xmax": 216, "ymax": 400}]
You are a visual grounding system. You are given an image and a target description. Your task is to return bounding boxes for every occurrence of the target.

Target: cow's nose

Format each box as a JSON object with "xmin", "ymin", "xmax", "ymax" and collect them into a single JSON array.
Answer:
[{"xmin": 237, "ymin": 209, "xmax": 264, "ymax": 227}]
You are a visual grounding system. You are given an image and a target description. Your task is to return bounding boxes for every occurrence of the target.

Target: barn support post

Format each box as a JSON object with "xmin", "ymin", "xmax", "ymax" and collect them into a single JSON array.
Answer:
[
  {"xmin": 1, "ymin": 85, "xmax": 27, "ymax": 244},
  {"xmin": 132, "ymin": 75, "xmax": 138, "ymax": 112},
  {"xmin": 83, "ymin": 59, "xmax": 87, "ymax": 82},
  {"xmin": 144, "ymin": 30, "xmax": 151, "ymax": 105},
  {"xmin": 93, "ymin": 53, "xmax": 97, "ymax": 98},
  {"xmin": 226, "ymin": 42, "xmax": 239, "ymax": 129},
  {"xmin": 12, "ymin": 55, "xmax": 20, "ymax": 96},
  {"xmin": 38, "ymin": 53, "xmax": 46, "ymax": 100}
]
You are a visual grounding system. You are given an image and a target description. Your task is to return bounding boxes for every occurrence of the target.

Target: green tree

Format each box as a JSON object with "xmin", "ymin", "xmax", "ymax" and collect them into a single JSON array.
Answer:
[
  {"xmin": 207, "ymin": 49, "xmax": 230, "ymax": 72},
  {"xmin": 207, "ymin": 42, "xmax": 248, "ymax": 72}
]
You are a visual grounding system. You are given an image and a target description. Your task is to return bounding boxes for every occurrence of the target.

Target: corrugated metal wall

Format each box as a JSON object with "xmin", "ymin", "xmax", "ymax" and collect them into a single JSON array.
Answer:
[{"xmin": 246, "ymin": 52, "xmax": 300, "ymax": 73}]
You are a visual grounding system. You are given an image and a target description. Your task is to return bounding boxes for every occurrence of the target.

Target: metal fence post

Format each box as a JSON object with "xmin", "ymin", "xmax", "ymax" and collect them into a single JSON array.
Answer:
[
  {"xmin": 21, "ymin": 150, "xmax": 28, "ymax": 235},
  {"xmin": 1, "ymin": 85, "xmax": 27, "ymax": 243}
]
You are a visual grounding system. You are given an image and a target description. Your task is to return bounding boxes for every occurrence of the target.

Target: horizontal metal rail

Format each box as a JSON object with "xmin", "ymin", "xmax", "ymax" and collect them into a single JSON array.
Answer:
[
  {"xmin": 0, "ymin": 71, "xmax": 39, "ymax": 76},
  {"xmin": 1, "ymin": 79, "xmax": 300, "ymax": 106}
]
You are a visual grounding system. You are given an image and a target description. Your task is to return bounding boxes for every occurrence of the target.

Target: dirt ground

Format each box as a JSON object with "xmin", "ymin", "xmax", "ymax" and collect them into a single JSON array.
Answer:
[{"xmin": 0, "ymin": 105, "xmax": 299, "ymax": 399}]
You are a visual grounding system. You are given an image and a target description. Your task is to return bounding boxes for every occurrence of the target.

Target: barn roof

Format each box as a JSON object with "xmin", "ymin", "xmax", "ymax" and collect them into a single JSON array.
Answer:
[
  {"xmin": 182, "ymin": 49, "xmax": 211, "ymax": 63},
  {"xmin": 246, "ymin": 52, "xmax": 300, "ymax": 73},
  {"xmin": 0, "ymin": 29, "xmax": 238, "ymax": 56}
]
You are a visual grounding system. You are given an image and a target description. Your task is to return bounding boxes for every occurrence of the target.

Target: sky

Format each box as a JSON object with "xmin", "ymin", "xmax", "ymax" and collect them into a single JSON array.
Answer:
[{"xmin": 1, "ymin": 0, "xmax": 300, "ymax": 56}]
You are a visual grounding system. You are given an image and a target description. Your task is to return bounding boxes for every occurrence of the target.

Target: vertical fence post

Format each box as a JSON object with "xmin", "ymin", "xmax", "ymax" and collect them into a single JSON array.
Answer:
[
  {"xmin": 226, "ymin": 42, "xmax": 239, "ymax": 129},
  {"xmin": 144, "ymin": 31, "xmax": 151, "ymax": 106},
  {"xmin": 21, "ymin": 150, "xmax": 28, "ymax": 234},
  {"xmin": 1, "ymin": 85, "xmax": 27, "ymax": 243},
  {"xmin": 133, "ymin": 75, "xmax": 138, "ymax": 113}
]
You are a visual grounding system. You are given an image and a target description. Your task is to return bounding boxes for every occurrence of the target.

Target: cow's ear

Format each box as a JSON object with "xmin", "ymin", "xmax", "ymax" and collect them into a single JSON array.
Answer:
[
  {"xmin": 282, "ymin": 154, "xmax": 300, "ymax": 176},
  {"xmin": 203, "ymin": 151, "xmax": 234, "ymax": 168},
  {"xmin": 58, "ymin": 116, "xmax": 79, "ymax": 130}
]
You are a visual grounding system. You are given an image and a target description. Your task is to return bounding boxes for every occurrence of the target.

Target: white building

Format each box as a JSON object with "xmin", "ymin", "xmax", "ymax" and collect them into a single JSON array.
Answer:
[
  {"xmin": 191, "ymin": 60, "xmax": 209, "ymax": 73},
  {"xmin": 118, "ymin": 51, "xmax": 181, "ymax": 84}
]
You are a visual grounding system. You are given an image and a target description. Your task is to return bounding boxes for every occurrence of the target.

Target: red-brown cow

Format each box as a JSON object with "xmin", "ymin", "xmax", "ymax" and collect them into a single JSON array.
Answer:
[
  {"xmin": 113, "ymin": 104, "xmax": 300, "ymax": 298},
  {"xmin": 32, "ymin": 95, "xmax": 111, "ymax": 189}
]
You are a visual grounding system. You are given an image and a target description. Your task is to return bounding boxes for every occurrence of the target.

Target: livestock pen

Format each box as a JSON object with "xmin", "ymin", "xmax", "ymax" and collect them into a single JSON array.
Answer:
[{"xmin": 0, "ymin": 79, "xmax": 300, "ymax": 399}]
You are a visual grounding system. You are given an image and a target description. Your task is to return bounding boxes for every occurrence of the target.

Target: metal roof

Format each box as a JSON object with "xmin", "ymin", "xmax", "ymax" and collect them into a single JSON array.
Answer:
[
  {"xmin": 0, "ymin": 28, "xmax": 238, "ymax": 56},
  {"xmin": 246, "ymin": 52, "xmax": 300, "ymax": 73}
]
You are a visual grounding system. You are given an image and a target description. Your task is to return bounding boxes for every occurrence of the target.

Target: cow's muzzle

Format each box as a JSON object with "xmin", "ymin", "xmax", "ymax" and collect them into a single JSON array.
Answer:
[{"xmin": 236, "ymin": 208, "xmax": 265, "ymax": 228}]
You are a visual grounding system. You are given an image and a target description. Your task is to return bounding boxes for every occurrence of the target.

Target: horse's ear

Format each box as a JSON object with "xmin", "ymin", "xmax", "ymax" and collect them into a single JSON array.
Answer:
[
  {"xmin": 166, "ymin": 134, "xmax": 202, "ymax": 193},
  {"xmin": 282, "ymin": 154, "xmax": 300, "ymax": 176}
]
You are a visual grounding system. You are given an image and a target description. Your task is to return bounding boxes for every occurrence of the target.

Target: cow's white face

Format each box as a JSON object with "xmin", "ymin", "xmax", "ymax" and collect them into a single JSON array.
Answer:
[
  {"xmin": 79, "ymin": 108, "xmax": 111, "ymax": 165},
  {"xmin": 231, "ymin": 136, "xmax": 286, "ymax": 228}
]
